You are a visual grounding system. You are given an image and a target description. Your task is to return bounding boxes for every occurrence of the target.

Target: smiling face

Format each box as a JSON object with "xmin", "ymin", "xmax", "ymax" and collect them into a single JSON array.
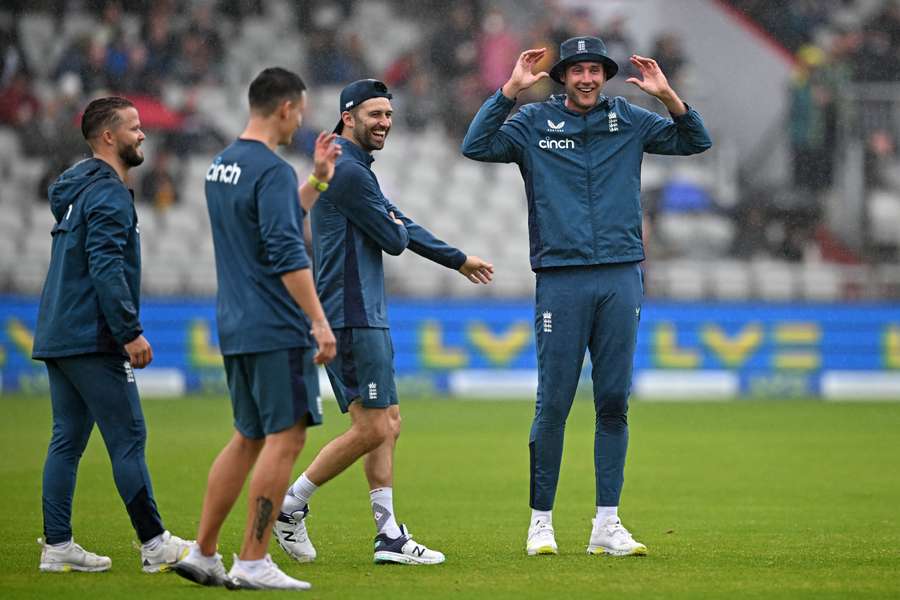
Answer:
[
  {"xmin": 344, "ymin": 97, "xmax": 393, "ymax": 152},
  {"xmin": 561, "ymin": 61, "xmax": 606, "ymax": 113}
]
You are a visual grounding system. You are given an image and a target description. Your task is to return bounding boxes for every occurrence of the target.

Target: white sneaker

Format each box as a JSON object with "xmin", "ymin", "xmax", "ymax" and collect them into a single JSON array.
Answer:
[
  {"xmin": 38, "ymin": 538, "xmax": 111, "ymax": 572},
  {"xmin": 172, "ymin": 543, "xmax": 235, "ymax": 588},
  {"xmin": 587, "ymin": 516, "xmax": 647, "ymax": 556},
  {"xmin": 140, "ymin": 530, "xmax": 192, "ymax": 573},
  {"xmin": 228, "ymin": 554, "xmax": 311, "ymax": 590},
  {"xmin": 373, "ymin": 524, "xmax": 445, "ymax": 565},
  {"xmin": 274, "ymin": 505, "xmax": 316, "ymax": 563},
  {"xmin": 526, "ymin": 519, "xmax": 558, "ymax": 556}
]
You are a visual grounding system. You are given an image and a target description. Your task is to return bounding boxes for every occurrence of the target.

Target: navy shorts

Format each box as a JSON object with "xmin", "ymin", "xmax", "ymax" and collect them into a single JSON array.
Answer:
[
  {"xmin": 224, "ymin": 347, "xmax": 322, "ymax": 439},
  {"xmin": 326, "ymin": 328, "xmax": 398, "ymax": 413}
]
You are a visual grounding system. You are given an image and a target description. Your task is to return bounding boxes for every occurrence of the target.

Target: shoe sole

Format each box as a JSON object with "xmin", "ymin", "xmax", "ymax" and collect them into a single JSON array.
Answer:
[
  {"xmin": 142, "ymin": 546, "xmax": 191, "ymax": 573},
  {"xmin": 230, "ymin": 575, "xmax": 311, "ymax": 590},
  {"xmin": 275, "ymin": 539, "xmax": 316, "ymax": 563},
  {"xmin": 39, "ymin": 563, "xmax": 110, "ymax": 573},
  {"xmin": 172, "ymin": 561, "xmax": 236, "ymax": 588},
  {"xmin": 526, "ymin": 545, "xmax": 558, "ymax": 556},
  {"xmin": 587, "ymin": 545, "xmax": 648, "ymax": 557},
  {"xmin": 373, "ymin": 551, "xmax": 445, "ymax": 565}
]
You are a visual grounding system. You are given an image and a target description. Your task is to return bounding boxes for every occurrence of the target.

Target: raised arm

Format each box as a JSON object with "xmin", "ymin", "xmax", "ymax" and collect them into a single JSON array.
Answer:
[
  {"xmin": 625, "ymin": 54, "xmax": 712, "ymax": 155},
  {"xmin": 461, "ymin": 48, "xmax": 547, "ymax": 163},
  {"xmin": 299, "ymin": 132, "xmax": 342, "ymax": 212}
]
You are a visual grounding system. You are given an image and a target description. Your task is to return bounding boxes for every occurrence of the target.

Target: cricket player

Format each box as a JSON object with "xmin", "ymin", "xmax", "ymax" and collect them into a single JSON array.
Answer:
[
  {"xmin": 461, "ymin": 37, "xmax": 712, "ymax": 556},
  {"xmin": 275, "ymin": 79, "xmax": 494, "ymax": 565},
  {"xmin": 32, "ymin": 97, "xmax": 191, "ymax": 573},
  {"xmin": 172, "ymin": 67, "xmax": 338, "ymax": 591}
]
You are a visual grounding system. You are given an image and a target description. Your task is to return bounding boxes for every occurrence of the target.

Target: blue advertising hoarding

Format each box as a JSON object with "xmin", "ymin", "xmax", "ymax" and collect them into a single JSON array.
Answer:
[{"xmin": 1, "ymin": 296, "xmax": 898, "ymax": 397}]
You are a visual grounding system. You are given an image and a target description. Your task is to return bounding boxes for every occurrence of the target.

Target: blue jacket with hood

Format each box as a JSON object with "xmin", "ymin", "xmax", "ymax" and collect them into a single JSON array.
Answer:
[
  {"xmin": 461, "ymin": 90, "xmax": 712, "ymax": 270},
  {"xmin": 32, "ymin": 158, "xmax": 142, "ymax": 359}
]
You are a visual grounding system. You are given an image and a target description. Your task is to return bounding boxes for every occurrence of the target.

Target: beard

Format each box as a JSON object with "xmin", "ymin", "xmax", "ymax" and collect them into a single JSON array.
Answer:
[
  {"xmin": 354, "ymin": 121, "xmax": 388, "ymax": 152},
  {"xmin": 119, "ymin": 142, "xmax": 144, "ymax": 167}
]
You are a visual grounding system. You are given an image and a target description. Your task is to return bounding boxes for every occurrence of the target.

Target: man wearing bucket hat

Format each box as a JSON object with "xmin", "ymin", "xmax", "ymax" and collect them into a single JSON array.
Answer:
[
  {"xmin": 275, "ymin": 79, "xmax": 494, "ymax": 566},
  {"xmin": 462, "ymin": 37, "xmax": 711, "ymax": 557}
]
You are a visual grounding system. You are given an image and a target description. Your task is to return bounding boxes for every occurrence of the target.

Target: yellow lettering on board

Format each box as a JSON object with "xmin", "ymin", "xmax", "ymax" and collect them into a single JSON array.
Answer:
[
  {"xmin": 468, "ymin": 321, "xmax": 530, "ymax": 366},
  {"xmin": 7, "ymin": 318, "xmax": 35, "ymax": 359},
  {"xmin": 885, "ymin": 325, "xmax": 900, "ymax": 369},
  {"xmin": 701, "ymin": 323, "xmax": 763, "ymax": 367},
  {"xmin": 420, "ymin": 321, "xmax": 468, "ymax": 369},
  {"xmin": 653, "ymin": 323, "xmax": 701, "ymax": 368},
  {"xmin": 773, "ymin": 323, "xmax": 820, "ymax": 370},
  {"xmin": 188, "ymin": 320, "xmax": 224, "ymax": 368}
]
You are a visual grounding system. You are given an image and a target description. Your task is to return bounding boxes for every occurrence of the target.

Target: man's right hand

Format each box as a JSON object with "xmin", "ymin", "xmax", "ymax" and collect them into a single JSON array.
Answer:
[
  {"xmin": 311, "ymin": 319, "xmax": 336, "ymax": 365},
  {"xmin": 502, "ymin": 48, "xmax": 550, "ymax": 100},
  {"xmin": 124, "ymin": 334, "xmax": 153, "ymax": 369}
]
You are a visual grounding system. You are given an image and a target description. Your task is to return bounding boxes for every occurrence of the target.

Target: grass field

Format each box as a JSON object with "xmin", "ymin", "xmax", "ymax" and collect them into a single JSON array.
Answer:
[{"xmin": 1, "ymin": 395, "xmax": 899, "ymax": 599}]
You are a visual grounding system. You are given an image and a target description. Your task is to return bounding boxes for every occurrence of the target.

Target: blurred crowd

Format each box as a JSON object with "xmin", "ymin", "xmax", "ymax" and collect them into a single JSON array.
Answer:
[
  {"xmin": 0, "ymin": 0, "xmax": 691, "ymax": 207},
  {"xmin": 727, "ymin": 0, "xmax": 900, "ymax": 263}
]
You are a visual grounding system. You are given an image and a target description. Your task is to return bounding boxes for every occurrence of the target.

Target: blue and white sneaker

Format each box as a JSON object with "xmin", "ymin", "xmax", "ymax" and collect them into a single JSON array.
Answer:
[
  {"xmin": 373, "ymin": 524, "xmax": 445, "ymax": 565},
  {"xmin": 274, "ymin": 504, "xmax": 316, "ymax": 563}
]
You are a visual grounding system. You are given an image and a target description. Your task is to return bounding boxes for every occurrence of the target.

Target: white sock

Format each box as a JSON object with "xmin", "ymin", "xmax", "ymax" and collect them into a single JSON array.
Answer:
[
  {"xmin": 370, "ymin": 487, "xmax": 402, "ymax": 538},
  {"xmin": 49, "ymin": 539, "xmax": 73, "ymax": 549},
  {"xmin": 596, "ymin": 506, "xmax": 618, "ymax": 521},
  {"xmin": 283, "ymin": 473, "xmax": 318, "ymax": 514},
  {"xmin": 531, "ymin": 509, "xmax": 552, "ymax": 525},
  {"xmin": 234, "ymin": 557, "xmax": 266, "ymax": 574},
  {"xmin": 141, "ymin": 532, "xmax": 164, "ymax": 552}
]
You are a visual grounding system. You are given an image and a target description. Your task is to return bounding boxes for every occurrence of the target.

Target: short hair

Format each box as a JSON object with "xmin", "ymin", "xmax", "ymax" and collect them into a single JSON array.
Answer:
[
  {"xmin": 248, "ymin": 67, "xmax": 307, "ymax": 116},
  {"xmin": 81, "ymin": 96, "xmax": 135, "ymax": 141}
]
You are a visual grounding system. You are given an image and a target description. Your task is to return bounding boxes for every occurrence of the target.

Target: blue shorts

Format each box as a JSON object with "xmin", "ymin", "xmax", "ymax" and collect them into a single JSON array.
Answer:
[
  {"xmin": 224, "ymin": 347, "xmax": 322, "ymax": 439},
  {"xmin": 326, "ymin": 328, "xmax": 398, "ymax": 413}
]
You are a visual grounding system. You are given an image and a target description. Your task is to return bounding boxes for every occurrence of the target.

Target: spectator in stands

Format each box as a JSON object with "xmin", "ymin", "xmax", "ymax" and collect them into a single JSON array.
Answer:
[
  {"xmin": 139, "ymin": 147, "xmax": 179, "ymax": 211},
  {"xmin": 429, "ymin": 4, "xmax": 479, "ymax": 83},
  {"xmin": 651, "ymin": 33, "xmax": 687, "ymax": 88},
  {"xmin": 478, "ymin": 9, "xmax": 520, "ymax": 95},
  {"xmin": 0, "ymin": 25, "xmax": 26, "ymax": 88},
  {"xmin": 0, "ymin": 69, "xmax": 39, "ymax": 126},
  {"xmin": 788, "ymin": 44, "xmax": 829, "ymax": 191},
  {"xmin": 141, "ymin": 6, "xmax": 179, "ymax": 95}
]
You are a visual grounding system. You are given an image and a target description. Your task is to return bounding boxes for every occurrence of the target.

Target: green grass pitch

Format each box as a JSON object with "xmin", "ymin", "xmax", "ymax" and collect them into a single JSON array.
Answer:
[{"xmin": 1, "ymin": 395, "xmax": 898, "ymax": 598}]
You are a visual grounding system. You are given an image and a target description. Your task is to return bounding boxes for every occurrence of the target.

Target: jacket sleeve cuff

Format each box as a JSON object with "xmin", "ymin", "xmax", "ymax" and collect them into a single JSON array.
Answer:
[{"xmin": 118, "ymin": 326, "xmax": 144, "ymax": 346}]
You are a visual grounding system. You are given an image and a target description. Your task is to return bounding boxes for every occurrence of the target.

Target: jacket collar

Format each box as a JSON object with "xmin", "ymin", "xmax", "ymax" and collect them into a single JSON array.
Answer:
[
  {"xmin": 550, "ymin": 93, "xmax": 611, "ymax": 116},
  {"xmin": 337, "ymin": 137, "xmax": 374, "ymax": 166}
]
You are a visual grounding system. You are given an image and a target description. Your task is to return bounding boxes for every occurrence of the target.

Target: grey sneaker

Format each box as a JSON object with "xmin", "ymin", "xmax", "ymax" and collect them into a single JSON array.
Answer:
[
  {"xmin": 38, "ymin": 538, "xmax": 111, "ymax": 572},
  {"xmin": 140, "ymin": 530, "xmax": 192, "ymax": 573},
  {"xmin": 274, "ymin": 504, "xmax": 316, "ymax": 563},
  {"xmin": 172, "ymin": 543, "xmax": 235, "ymax": 588}
]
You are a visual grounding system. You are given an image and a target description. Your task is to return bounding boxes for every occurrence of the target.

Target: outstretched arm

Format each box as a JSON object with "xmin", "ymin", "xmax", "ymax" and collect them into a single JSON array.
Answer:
[
  {"xmin": 461, "ymin": 48, "xmax": 546, "ymax": 163},
  {"xmin": 386, "ymin": 202, "xmax": 494, "ymax": 284}
]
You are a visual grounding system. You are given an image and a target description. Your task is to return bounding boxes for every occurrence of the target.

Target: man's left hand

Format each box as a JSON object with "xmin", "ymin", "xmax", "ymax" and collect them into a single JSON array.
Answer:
[
  {"xmin": 459, "ymin": 256, "xmax": 494, "ymax": 284},
  {"xmin": 625, "ymin": 55, "xmax": 686, "ymax": 115},
  {"xmin": 312, "ymin": 132, "xmax": 342, "ymax": 183}
]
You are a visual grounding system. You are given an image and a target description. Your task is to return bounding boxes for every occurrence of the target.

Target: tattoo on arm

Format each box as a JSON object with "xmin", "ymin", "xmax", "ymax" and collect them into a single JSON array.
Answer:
[{"xmin": 254, "ymin": 496, "xmax": 274, "ymax": 542}]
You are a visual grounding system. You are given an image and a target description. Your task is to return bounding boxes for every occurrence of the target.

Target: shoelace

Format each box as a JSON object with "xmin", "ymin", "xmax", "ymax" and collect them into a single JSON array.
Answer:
[
  {"xmin": 529, "ymin": 521, "xmax": 554, "ymax": 539},
  {"xmin": 606, "ymin": 521, "xmax": 634, "ymax": 542}
]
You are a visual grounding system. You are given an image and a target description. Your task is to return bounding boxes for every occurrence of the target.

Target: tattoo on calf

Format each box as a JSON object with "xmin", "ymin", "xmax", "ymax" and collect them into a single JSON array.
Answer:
[{"xmin": 254, "ymin": 496, "xmax": 274, "ymax": 542}]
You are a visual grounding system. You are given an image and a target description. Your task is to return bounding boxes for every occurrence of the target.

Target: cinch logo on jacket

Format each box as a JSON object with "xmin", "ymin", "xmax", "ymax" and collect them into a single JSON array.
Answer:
[
  {"xmin": 538, "ymin": 136, "xmax": 575, "ymax": 150},
  {"xmin": 206, "ymin": 158, "xmax": 242, "ymax": 185}
]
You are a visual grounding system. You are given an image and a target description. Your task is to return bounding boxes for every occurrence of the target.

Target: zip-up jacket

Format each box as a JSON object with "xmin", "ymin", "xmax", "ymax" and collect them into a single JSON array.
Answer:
[
  {"xmin": 312, "ymin": 138, "xmax": 466, "ymax": 328},
  {"xmin": 461, "ymin": 90, "xmax": 712, "ymax": 270},
  {"xmin": 33, "ymin": 158, "xmax": 142, "ymax": 359}
]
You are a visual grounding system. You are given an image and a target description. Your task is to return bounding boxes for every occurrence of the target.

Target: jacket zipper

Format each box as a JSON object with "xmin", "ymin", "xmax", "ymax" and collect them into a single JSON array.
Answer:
[{"xmin": 584, "ymin": 113, "xmax": 594, "ymax": 260}]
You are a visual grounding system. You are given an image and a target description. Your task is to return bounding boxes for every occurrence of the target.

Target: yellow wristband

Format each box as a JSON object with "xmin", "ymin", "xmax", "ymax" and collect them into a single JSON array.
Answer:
[{"xmin": 308, "ymin": 173, "xmax": 329, "ymax": 192}]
